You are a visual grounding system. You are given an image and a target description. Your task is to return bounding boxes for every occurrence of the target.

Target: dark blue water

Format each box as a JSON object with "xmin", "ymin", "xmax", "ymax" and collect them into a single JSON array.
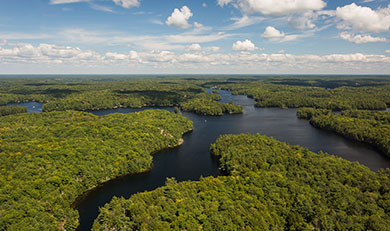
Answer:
[
  {"xmin": 7, "ymin": 102, "xmax": 44, "ymax": 113},
  {"xmin": 75, "ymin": 89, "xmax": 390, "ymax": 230}
]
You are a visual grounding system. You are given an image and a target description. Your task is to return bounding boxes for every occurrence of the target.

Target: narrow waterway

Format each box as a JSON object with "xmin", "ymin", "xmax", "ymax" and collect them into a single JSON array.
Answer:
[{"xmin": 10, "ymin": 91, "xmax": 390, "ymax": 231}]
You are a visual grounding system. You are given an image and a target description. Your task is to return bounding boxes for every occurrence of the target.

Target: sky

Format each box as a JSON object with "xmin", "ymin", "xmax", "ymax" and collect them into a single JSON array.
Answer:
[{"xmin": 0, "ymin": 0, "xmax": 389, "ymax": 74}]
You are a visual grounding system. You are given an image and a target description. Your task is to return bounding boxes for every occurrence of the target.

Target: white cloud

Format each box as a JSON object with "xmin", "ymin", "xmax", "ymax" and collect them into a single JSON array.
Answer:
[
  {"xmin": 49, "ymin": 0, "xmax": 88, "ymax": 5},
  {"xmin": 185, "ymin": 43, "xmax": 202, "ymax": 51},
  {"xmin": 56, "ymin": 28, "xmax": 232, "ymax": 51},
  {"xmin": 262, "ymin": 26, "xmax": 285, "ymax": 38},
  {"xmin": 217, "ymin": 0, "xmax": 233, "ymax": 7},
  {"xmin": 166, "ymin": 6, "xmax": 193, "ymax": 29},
  {"xmin": 2, "ymin": 42, "xmax": 390, "ymax": 74},
  {"xmin": 336, "ymin": 3, "xmax": 390, "ymax": 33},
  {"xmin": 340, "ymin": 32, "xmax": 388, "ymax": 44},
  {"xmin": 105, "ymin": 52, "xmax": 128, "ymax": 60},
  {"xmin": 202, "ymin": 3, "xmax": 207, "ymax": 7},
  {"xmin": 224, "ymin": 15, "xmax": 264, "ymax": 30},
  {"xmin": 386, "ymin": 50, "xmax": 390, "ymax": 53},
  {"xmin": 89, "ymin": 3, "xmax": 114, "ymax": 13},
  {"xmin": 0, "ymin": 43, "xmax": 102, "ymax": 64},
  {"xmin": 261, "ymin": 26, "xmax": 300, "ymax": 42},
  {"xmin": 219, "ymin": 0, "xmax": 326, "ymax": 16},
  {"xmin": 166, "ymin": 32, "xmax": 231, "ymax": 44},
  {"xmin": 232, "ymin": 39, "xmax": 258, "ymax": 51},
  {"xmin": 207, "ymin": 46, "xmax": 221, "ymax": 52},
  {"xmin": 150, "ymin": 19, "xmax": 164, "ymax": 25},
  {"xmin": 194, "ymin": 22, "xmax": 203, "ymax": 29},
  {"xmin": 288, "ymin": 11, "xmax": 318, "ymax": 30},
  {"xmin": 112, "ymin": 0, "xmax": 139, "ymax": 9}
]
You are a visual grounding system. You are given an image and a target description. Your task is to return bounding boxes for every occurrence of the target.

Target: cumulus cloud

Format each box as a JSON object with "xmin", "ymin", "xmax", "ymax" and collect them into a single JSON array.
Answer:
[
  {"xmin": 232, "ymin": 39, "xmax": 258, "ymax": 51},
  {"xmin": 49, "ymin": 0, "xmax": 88, "ymax": 5},
  {"xmin": 340, "ymin": 32, "xmax": 388, "ymax": 44},
  {"xmin": 0, "ymin": 43, "xmax": 101, "ymax": 64},
  {"xmin": 166, "ymin": 6, "xmax": 193, "ymax": 29},
  {"xmin": 262, "ymin": 26, "xmax": 285, "ymax": 38},
  {"xmin": 218, "ymin": 0, "xmax": 326, "ymax": 16},
  {"xmin": 185, "ymin": 43, "xmax": 202, "ymax": 51},
  {"xmin": 261, "ymin": 26, "xmax": 300, "ymax": 42},
  {"xmin": 2, "ymin": 42, "xmax": 390, "ymax": 74},
  {"xmin": 336, "ymin": 3, "xmax": 390, "ymax": 33},
  {"xmin": 112, "ymin": 0, "xmax": 139, "ymax": 8},
  {"xmin": 207, "ymin": 46, "xmax": 221, "ymax": 52},
  {"xmin": 386, "ymin": 50, "xmax": 390, "ymax": 53},
  {"xmin": 105, "ymin": 52, "xmax": 128, "ymax": 60}
]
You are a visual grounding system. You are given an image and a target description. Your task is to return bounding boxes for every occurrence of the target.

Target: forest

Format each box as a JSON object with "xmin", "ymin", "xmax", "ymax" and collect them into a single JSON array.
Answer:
[
  {"xmin": 207, "ymin": 79, "xmax": 390, "ymax": 110},
  {"xmin": 0, "ymin": 110, "xmax": 192, "ymax": 230},
  {"xmin": 1, "ymin": 76, "xmax": 390, "ymax": 230},
  {"xmin": 0, "ymin": 78, "xmax": 243, "ymax": 116},
  {"xmin": 181, "ymin": 98, "xmax": 243, "ymax": 115},
  {"xmin": 0, "ymin": 105, "xmax": 27, "ymax": 116},
  {"xmin": 297, "ymin": 108, "xmax": 390, "ymax": 157},
  {"xmin": 93, "ymin": 134, "xmax": 390, "ymax": 230}
]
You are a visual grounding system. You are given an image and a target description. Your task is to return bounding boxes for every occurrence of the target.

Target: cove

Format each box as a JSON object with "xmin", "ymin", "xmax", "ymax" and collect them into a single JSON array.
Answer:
[
  {"xmin": 74, "ymin": 90, "xmax": 389, "ymax": 230},
  {"xmin": 6, "ymin": 102, "xmax": 44, "ymax": 113}
]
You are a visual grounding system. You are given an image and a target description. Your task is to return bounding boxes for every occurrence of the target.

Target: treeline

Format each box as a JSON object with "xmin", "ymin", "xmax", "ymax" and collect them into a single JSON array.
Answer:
[
  {"xmin": 93, "ymin": 134, "xmax": 390, "ymax": 230},
  {"xmin": 0, "ymin": 110, "xmax": 192, "ymax": 230},
  {"xmin": 181, "ymin": 98, "xmax": 243, "ymax": 115},
  {"xmin": 297, "ymin": 108, "xmax": 390, "ymax": 157},
  {"xmin": 0, "ymin": 106, "xmax": 27, "ymax": 116},
  {"xmin": 211, "ymin": 81, "xmax": 390, "ymax": 110}
]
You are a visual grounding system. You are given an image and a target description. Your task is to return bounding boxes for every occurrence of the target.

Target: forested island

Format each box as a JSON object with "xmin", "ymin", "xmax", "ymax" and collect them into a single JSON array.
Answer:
[
  {"xmin": 0, "ymin": 110, "xmax": 192, "ymax": 230},
  {"xmin": 181, "ymin": 98, "xmax": 243, "ymax": 115},
  {"xmin": 93, "ymin": 134, "xmax": 390, "ymax": 230}
]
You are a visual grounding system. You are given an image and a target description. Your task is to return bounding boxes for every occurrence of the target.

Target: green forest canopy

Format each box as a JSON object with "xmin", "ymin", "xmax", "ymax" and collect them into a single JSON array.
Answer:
[
  {"xmin": 93, "ymin": 134, "xmax": 390, "ymax": 230},
  {"xmin": 297, "ymin": 108, "xmax": 390, "ymax": 157},
  {"xmin": 0, "ymin": 110, "xmax": 192, "ymax": 230}
]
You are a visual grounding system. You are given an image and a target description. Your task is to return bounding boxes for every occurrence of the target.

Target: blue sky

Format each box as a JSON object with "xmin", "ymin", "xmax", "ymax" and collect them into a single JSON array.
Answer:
[{"xmin": 0, "ymin": 0, "xmax": 389, "ymax": 74}]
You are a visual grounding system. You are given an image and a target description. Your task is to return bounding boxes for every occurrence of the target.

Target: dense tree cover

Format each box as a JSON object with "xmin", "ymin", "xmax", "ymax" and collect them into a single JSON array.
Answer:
[
  {"xmin": 2, "ymin": 76, "xmax": 389, "ymax": 112},
  {"xmin": 181, "ymin": 98, "xmax": 243, "ymax": 115},
  {"xmin": 93, "ymin": 134, "xmax": 390, "ymax": 230},
  {"xmin": 297, "ymin": 108, "xmax": 390, "ymax": 157},
  {"xmin": 0, "ymin": 105, "xmax": 27, "ymax": 116},
  {"xmin": 0, "ymin": 78, "xmax": 246, "ymax": 116},
  {"xmin": 296, "ymin": 107, "xmax": 331, "ymax": 120},
  {"xmin": 210, "ymin": 81, "xmax": 390, "ymax": 110},
  {"xmin": 41, "ymin": 83, "xmax": 205, "ymax": 112},
  {"xmin": 0, "ymin": 78, "xmax": 205, "ymax": 110},
  {"xmin": 0, "ymin": 110, "xmax": 192, "ymax": 230}
]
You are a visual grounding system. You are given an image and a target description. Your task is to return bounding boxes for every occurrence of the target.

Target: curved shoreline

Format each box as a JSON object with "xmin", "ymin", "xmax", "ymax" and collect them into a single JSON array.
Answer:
[{"xmin": 71, "ymin": 129, "xmax": 192, "ymax": 211}]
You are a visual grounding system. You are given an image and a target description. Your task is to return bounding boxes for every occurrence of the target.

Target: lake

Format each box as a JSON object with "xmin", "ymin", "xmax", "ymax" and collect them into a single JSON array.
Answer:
[
  {"xmin": 10, "ymin": 91, "xmax": 390, "ymax": 231},
  {"xmin": 78, "ymin": 89, "xmax": 390, "ymax": 230}
]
